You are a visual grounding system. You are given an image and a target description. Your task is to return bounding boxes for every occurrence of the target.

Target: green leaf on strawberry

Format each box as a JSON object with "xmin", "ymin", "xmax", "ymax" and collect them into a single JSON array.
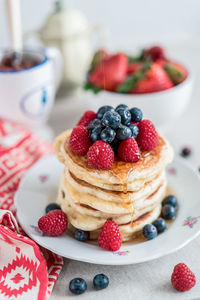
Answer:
[
  {"xmin": 164, "ymin": 65, "xmax": 184, "ymax": 85},
  {"xmin": 83, "ymin": 82, "xmax": 101, "ymax": 94}
]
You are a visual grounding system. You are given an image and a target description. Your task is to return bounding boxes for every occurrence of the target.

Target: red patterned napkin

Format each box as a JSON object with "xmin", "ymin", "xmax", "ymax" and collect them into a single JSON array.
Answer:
[{"xmin": 0, "ymin": 120, "xmax": 63, "ymax": 299}]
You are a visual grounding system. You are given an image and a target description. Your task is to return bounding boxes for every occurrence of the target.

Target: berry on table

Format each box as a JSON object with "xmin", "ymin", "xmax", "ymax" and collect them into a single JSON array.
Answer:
[
  {"xmin": 45, "ymin": 203, "xmax": 61, "ymax": 214},
  {"xmin": 130, "ymin": 107, "xmax": 143, "ymax": 123},
  {"xmin": 90, "ymin": 125, "xmax": 102, "ymax": 142},
  {"xmin": 74, "ymin": 229, "xmax": 89, "ymax": 242},
  {"xmin": 93, "ymin": 274, "xmax": 109, "ymax": 290},
  {"xmin": 77, "ymin": 110, "xmax": 97, "ymax": 127},
  {"xmin": 129, "ymin": 123, "xmax": 139, "ymax": 138},
  {"xmin": 171, "ymin": 263, "xmax": 196, "ymax": 292},
  {"xmin": 69, "ymin": 278, "xmax": 87, "ymax": 295},
  {"xmin": 98, "ymin": 220, "xmax": 122, "ymax": 251},
  {"xmin": 115, "ymin": 107, "xmax": 131, "ymax": 125},
  {"xmin": 153, "ymin": 218, "xmax": 167, "ymax": 233},
  {"xmin": 162, "ymin": 195, "xmax": 177, "ymax": 208},
  {"xmin": 97, "ymin": 105, "xmax": 114, "ymax": 119},
  {"xmin": 87, "ymin": 141, "xmax": 114, "ymax": 169},
  {"xmin": 136, "ymin": 119, "xmax": 159, "ymax": 151},
  {"xmin": 142, "ymin": 224, "xmax": 157, "ymax": 240},
  {"xmin": 162, "ymin": 204, "xmax": 176, "ymax": 219},
  {"xmin": 70, "ymin": 126, "xmax": 92, "ymax": 155},
  {"xmin": 100, "ymin": 127, "xmax": 116, "ymax": 143},
  {"xmin": 116, "ymin": 125, "xmax": 132, "ymax": 140},
  {"xmin": 118, "ymin": 137, "xmax": 141, "ymax": 162},
  {"xmin": 102, "ymin": 110, "xmax": 121, "ymax": 129},
  {"xmin": 38, "ymin": 210, "xmax": 67, "ymax": 236},
  {"xmin": 181, "ymin": 147, "xmax": 191, "ymax": 158}
]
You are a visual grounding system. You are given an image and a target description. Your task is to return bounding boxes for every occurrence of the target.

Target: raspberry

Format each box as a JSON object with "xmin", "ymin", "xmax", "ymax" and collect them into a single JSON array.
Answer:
[
  {"xmin": 98, "ymin": 220, "xmax": 122, "ymax": 251},
  {"xmin": 70, "ymin": 126, "xmax": 92, "ymax": 155},
  {"xmin": 38, "ymin": 209, "xmax": 67, "ymax": 236},
  {"xmin": 77, "ymin": 111, "xmax": 97, "ymax": 127},
  {"xmin": 136, "ymin": 120, "xmax": 159, "ymax": 151},
  {"xmin": 118, "ymin": 138, "xmax": 141, "ymax": 162},
  {"xmin": 87, "ymin": 141, "xmax": 114, "ymax": 169},
  {"xmin": 171, "ymin": 263, "xmax": 196, "ymax": 292}
]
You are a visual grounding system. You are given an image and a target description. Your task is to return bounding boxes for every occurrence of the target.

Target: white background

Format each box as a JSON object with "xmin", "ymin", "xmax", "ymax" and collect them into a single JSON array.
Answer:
[{"xmin": 1, "ymin": 0, "xmax": 200, "ymax": 48}]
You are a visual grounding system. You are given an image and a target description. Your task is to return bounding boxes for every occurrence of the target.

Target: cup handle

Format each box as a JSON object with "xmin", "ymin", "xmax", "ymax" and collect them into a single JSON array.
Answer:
[{"xmin": 45, "ymin": 47, "xmax": 63, "ymax": 90}]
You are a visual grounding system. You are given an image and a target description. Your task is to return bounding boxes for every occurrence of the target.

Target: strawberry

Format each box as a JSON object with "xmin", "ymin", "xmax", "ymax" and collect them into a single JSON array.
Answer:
[
  {"xmin": 98, "ymin": 220, "xmax": 122, "ymax": 251},
  {"xmin": 87, "ymin": 140, "xmax": 114, "ymax": 169},
  {"xmin": 144, "ymin": 46, "xmax": 166, "ymax": 61},
  {"xmin": 131, "ymin": 63, "xmax": 173, "ymax": 93},
  {"xmin": 91, "ymin": 49, "xmax": 109, "ymax": 70},
  {"xmin": 163, "ymin": 61, "xmax": 187, "ymax": 85},
  {"xmin": 171, "ymin": 263, "xmax": 196, "ymax": 292},
  {"xmin": 89, "ymin": 53, "xmax": 128, "ymax": 91},
  {"xmin": 77, "ymin": 110, "xmax": 97, "ymax": 127},
  {"xmin": 38, "ymin": 210, "xmax": 67, "ymax": 236},
  {"xmin": 118, "ymin": 138, "xmax": 141, "ymax": 162},
  {"xmin": 70, "ymin": 126, "xmax": 92, "ymax": 155},
  {"xmin": 127, "ymin": 62, "xmax": 142, "ymax": 75},
  {"xmin": 136, "ymin": 120, "xmax": 159, "ymax": 151}
]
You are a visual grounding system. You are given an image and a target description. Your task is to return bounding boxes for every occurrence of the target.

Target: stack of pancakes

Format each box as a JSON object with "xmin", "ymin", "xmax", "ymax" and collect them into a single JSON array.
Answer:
[{"xmin": 54, "ymin": 130, "xmax": 174, "ymax": 242}]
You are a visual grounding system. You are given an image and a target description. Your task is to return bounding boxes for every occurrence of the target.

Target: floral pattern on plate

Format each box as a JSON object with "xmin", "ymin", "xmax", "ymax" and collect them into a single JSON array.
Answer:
[{"xmin": 183, "ymin": 216, "xmax": 199, "ymax": 228}]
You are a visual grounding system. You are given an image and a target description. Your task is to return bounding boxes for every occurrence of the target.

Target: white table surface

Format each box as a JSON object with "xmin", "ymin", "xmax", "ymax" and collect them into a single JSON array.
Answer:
[{"xmin": 48, "ymin": 39, "xmax": 200, "ymax": 300}]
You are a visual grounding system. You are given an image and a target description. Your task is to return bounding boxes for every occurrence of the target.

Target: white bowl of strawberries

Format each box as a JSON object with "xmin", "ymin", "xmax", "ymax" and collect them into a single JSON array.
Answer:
[{"xmin": 84, "ymin": 46, "xmax": 193, "ymax": 130}]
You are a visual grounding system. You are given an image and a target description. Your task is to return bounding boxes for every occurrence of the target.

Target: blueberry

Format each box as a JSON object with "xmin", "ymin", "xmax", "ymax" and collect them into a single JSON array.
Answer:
[
  {"xmin": 74, "ymin": 229, "xmax": 89, "ymax": 242},
  {"xmin": 115, "ymin": 104, "xmax": 129, "ymax": 111},
  {"xmin": 116, "ymin": 125, "xmax": 132, "ymax": 140},
  {"xmin": 130, "ymin": 107, "xmax": 143, "ymax": 122},
  {"xmin": 90, "ymin": 125, "xmax": 102, "ymax": 142},
  {"xmin": 69, "ymin": 278, "xmax": 87, "ymax": 295},
  {"xmin": 101, "ymin": 127, "xmax": 116, "ymax": 143},
  {"xmin": 129, "ymin": 123, "xmax": 139, "ymax": 138},
  {"xmin": 102, "ymin": 111, "xmax": 121, "ymax": 129},
  {"xmin": 111, "ymin": 138, "xmax": 120, "ymax": 153},
  {"xmin": 93, "ymin": 274, "xmax": 109, "ymax": 290},
  {"xmin": 87, "ymin": 118, "xmax": 101, "ymax": 131},
  {"xmin": 181, "ymin": 147, "xmax": 191, "ymax": 157},
  {"xmin": 162, "ymin": 204, "xmax": 176, "ymax": 220},
  {"xmin": 97, "ymin": 106, "xmax": 114, "ymax": 119},
  {"xmin": 143, "ymin": 224, "xmax": 157, "ymax": 240},
  {"xmin": 45, "ymin": 203, "xmax": 61, "ymax": 214},
  {"xmin": 153, "ymin": 218, "xmax": 167, "ymax": 233},
  {"xmin": 116, "ymin": 107, "xmax": 131, "ymax": 125},
  {"xmin": 162, "ymin": 195, "xmax": 177, "ymax": 208}
]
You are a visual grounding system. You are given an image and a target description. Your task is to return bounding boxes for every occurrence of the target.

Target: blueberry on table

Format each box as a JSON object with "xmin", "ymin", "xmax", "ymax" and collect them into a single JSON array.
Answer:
[
  {"xmin": 130, "ymin": 107, "xmax": 143, "ymax": 122},
  {"xmin": 97, "ymin": 106, "xmax": 114, "ymax": 119},
  {"xmin": 162, "ymin": 204, "xmax": 176, "ymax": 220},
  {"xmin": 153, "ymin": 218, "xmax": 167, "ymax": 233},
  {"xmin": 129, "ymin": 123, "xmax": 139, "ymax": 138},
  {"xmin": 115, "ymin": 104, "xmax": 129, "ymax": 111},
  {"xmin": 143, "ymin": 224, "xmax": 158, "ymax": 240},
  {"xmin": 162, "ymin": 195, "xmax": 177, "ymax": 208},
  {"xmin": 93, "ymin": 274, "xmax": 109, "ymax": 290},
  {"xmin": 74, "ymin": 229, "xmax": 89, "ymax": 242},
  {"xmin": 69, "ymin": 278, "xmax": 87, "ymax": 295},
  {"xmin": 116, "ymin": 125, "xmax": 132, "ymax": 140},
  {"xmin": 115, "ymin": 107, "xmax": 131, "ymax": 125},
  {"xmin": 45, "ymin": 203, "xmax": 61, "ymax": 214},
  {"xmin": 181, "ymin": 147, "xmax": 191, "ymax": 157},
  {"xmin": 101, "ymin": 127, "xmax": 116, "ymax": 143},
  {"xmin": 90, "ymin": 125, "xmax": 102, "ymax": 142},
  {"xmin": 102, "ymin": 110, "xmax": 121, "ymax": 129}
]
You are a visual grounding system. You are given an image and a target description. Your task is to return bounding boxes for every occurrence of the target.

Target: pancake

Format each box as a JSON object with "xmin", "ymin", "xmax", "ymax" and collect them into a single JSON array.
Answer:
[
  {"xmin": 54, "ymin": 130, "xmax": 174, "ymax": 192},
  {"xmin": 67, "ymin": 204, "xmax": 162, "ymax": 242}
]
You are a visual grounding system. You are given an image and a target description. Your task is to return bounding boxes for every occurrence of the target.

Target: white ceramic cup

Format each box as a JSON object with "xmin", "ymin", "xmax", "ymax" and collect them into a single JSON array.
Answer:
[{"xmin": 0, "ymin": 48, "xmax": 62, "ymax": 127}]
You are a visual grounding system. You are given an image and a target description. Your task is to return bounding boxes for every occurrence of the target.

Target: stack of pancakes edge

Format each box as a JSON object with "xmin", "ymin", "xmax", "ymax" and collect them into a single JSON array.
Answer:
[{"xmin": 54, "ymin": 130, "xmax": 174, "ymax": 242}]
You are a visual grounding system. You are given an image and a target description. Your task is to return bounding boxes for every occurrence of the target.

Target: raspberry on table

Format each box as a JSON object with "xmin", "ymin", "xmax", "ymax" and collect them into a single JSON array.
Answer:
[
  {"xmin": 87, "ymin": 140, "xmax": 114, "ymax": 169},
  {"xmin": 98, "ymin": 220, "xmax": 122, "ymax": 251},
  {"xmin": 118, "ymin": 137, "xmax": 141, "ymax": 162},
  {"xmin": 136, "ymin": 119, "xmax": 159, "ymax": 151},
  {"xmin": 38, "ymin": 209, "xmax": 67, "ymax": 236},
  {"xmin": 171, "ymin": 263, "xmax": 196, "ymax": 292},
  {"xmin": 69, "ymin": 125, "xmax": 92, "ymax": 155},
  {"xmin": 77, "ymin": 110, "xmax": 97, "ymax": 127}
]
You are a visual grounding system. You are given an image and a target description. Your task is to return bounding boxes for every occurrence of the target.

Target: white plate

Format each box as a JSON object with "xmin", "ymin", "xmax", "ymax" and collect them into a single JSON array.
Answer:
[{"xmin": 15, "ymin": 155, "xmax": 200, "ymax": 265}]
